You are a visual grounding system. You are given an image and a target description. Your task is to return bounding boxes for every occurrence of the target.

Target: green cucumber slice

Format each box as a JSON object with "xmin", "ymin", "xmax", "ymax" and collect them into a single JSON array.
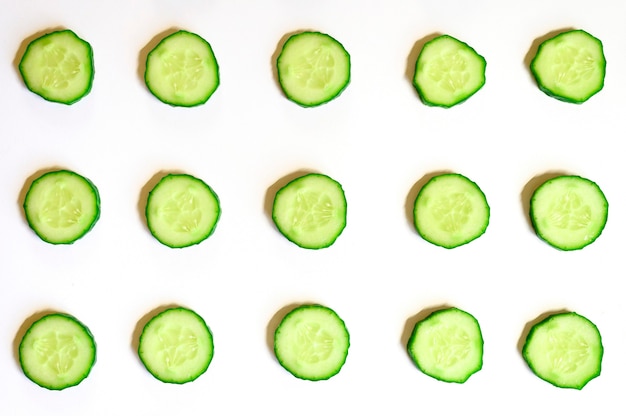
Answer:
[
  {"xmin": 522, "ymin": 312, "xmax": 603, "ymax": 389},
  {"xmin": 145, "ymin": 173, "xmax": 221, "ymax": 248},
  {"xmin": 272, "ymin": 173, "xmax": 347, "ymax": 249},
  {"xmin": 407, "ymin": 307, "xmax": 483, "ymax": 383},
  {"xmin": 413, "ymin": 35, "xmax": 486, "ymax": 108},
  {"xmin": 530, "ymin": 175, "xmax": 608, "ymax": 250},
  {"xmin": 274, "ymin": 304, "xmax": 350, "ymax": 381},
  {"xmin": 413, "ymin": 173, "xmax": 490, "ymax": 248},
  {"xmin": 277, "ymin": 31, "xmax": 351, "ymax": 107},
  {"xmin": 145, "ymin": 30, "xmax": 220, "ymax": 107},
  {"xmin": 18, "ymin": 29, "xmax": 94, "ymax": 104},
  {"xmin": 138, "ymin": 307, "xmax": 214, "ymax": 384},
  {"xmin": 19, "ymin": 313, "xmax": 96, "ymax": 390},
  {"xmin": 531, "ymin": 29, "xmax": 606, "ymax": 103},
  {"xmin": 23, "ymin": 169, "xmax": 100, "ymax": 244}
]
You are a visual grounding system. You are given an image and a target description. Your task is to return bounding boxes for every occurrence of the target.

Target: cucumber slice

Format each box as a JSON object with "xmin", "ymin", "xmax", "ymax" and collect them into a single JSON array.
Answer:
[
  {"xmin": 274, "ymin": 304, "xmax": 350, "ymax": 381},
  {"xmin": 145, "ymin": 30, "xmax": 220, "ymax": 107},
  {"xmin": 530, "ymin": 175, "xmax": 608, "ymax": 251},
  {"xmin": 531, "ymin": 29, "xmax": 606, "ymax": 103},
  {"xmin": 138, "ymin": 307, "xmax": 214, "ymax": 384},
  {"xmin": 413, "ymin": 173, "xmax": 490, "ymax": 248},
  {"xmin": 23, "ymin": 169, "xmax": 100, "ymax": 244},
  {"xmin": 19, "ymin": 313, "xmax": 96, "ymax": 390},
  {"xmin": 18, "ymin": 29, "xmax": 94, "ymax": 104},
  {"xmin": 277, "ymin": 31, "xmax": 350, "ymax": 107},
  {"xmin": 145, "ymin": 173, "xmax": 221, "ymax": 248},
  {"xmin": 272, "ymin": 173, "xmax": 347, "ymax": 249},
  {"xmin": 522, "ymin": 312, "xmax": 603, "ymax": 389},
  {"xmin": 413, "ymin": 35, "xmax": 486, "ymax": 108},
  {"xmin": 407, "ymin": 307, "xmax": 483, "ymax": 383}
]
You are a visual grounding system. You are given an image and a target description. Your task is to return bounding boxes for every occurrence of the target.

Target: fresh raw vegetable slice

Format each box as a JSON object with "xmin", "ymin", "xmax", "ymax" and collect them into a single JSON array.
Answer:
[
  {"xmin": 138, "ymin": 307, "xmax": 214, "ymax": 384},
  {"xmin": 407, "ymin": 307, "xmax": 483, "ymax": 383},
  {"xmin": 522, "ymin": 311, "xmax": 603, "ymax": 389},
  {"xmin": 19, "ymin": 313, "xmax": 96, "ymax": 390},
  {"xmin": 23, "ymin": 169, "xmax": 100, "ymax": 244},
  {"xmin": 18, "ymin": 29, "xmax": 94, "ymax": 104},
  {"xmin": 145, "ymin": 30, "xmax": 220, "ymax": 107},
  {"xmin": 413, "ymin": 34, "xmax": 486, "ymax": 107},
  {"xmin": 272, "ymin": 173, "xmax": 347, "ymax": 249},
  {"xmin": 145, "ymin": 173, "xmax": 221, "ymax": 248},
  {"xmin": 530, "ymin": 175, "xmax": 608, "ymax": 250},
  {"xmin": 531, "ymin": 29, "xmax": 606, "ymax": 103},
  {"xmin": 413, "ymin": 173, "xmax": 489, "ymax": 248},
  {"xmin": 276, "ymin": 31, "xmax": 350, "ymax": 107},
  {"xmin": 274, "ymin": 304, "xmax": 350, "ymax": 381}
]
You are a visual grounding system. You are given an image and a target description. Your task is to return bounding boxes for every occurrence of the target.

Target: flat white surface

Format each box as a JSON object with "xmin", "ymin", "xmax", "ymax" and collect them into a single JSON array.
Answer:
[{"xmin": 1, "ymin": 1, "xmax": 624, "ymax": 414}]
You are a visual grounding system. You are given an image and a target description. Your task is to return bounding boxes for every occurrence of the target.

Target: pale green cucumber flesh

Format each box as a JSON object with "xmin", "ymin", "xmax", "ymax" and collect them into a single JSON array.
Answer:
[
  {"xmin": 407, "ymin": 307, "xmax": 483, "ymax": 383},
  {"xmin": 277, "ymin": 31, "xmax": 351, "ymax": 107},
  {"xmin": 146, "ymin": 173, "xmax": 221, "ymax": 248},
  {"xmin": 274, "ymin": 304, "xmax": 350, "ymax": 381},
  {"xmin": 272, "ymin": 173, "xmax": 347, "ymax": 249},
  {"xmin": 145, "ymin": 30, "xmax": 220, "ymax": 107},
  {"xmin": 413, "ymin": 173, "xmax": 489, "ymax": 248},
  {"xmin": 531, "ymin": 29, "xmax": 606, "ymax": 103},
  {"xmin": 413, "ymin": 34, "xmax": 486, "ymax": 108},
  {"xmin": 530, "ymin": 175, "xmax": 608, "ymax": 250},
  {"xmin": 19, "ymin": 313, "xmax": 96, "ymax": 390},
  {"xmin": 23, "ymin": 169, "xmax": 100, "ymax": 244},
  {"xmin": 138, "ymin": 307, "xmax": 214, "ymax": 384},
  {"xmin": 19, "ymin": 29, "xmax": 94, "ymax": 104},
  {"xmin": 523, "ymin": 312, "xmax": 603, "ymax": 389}
]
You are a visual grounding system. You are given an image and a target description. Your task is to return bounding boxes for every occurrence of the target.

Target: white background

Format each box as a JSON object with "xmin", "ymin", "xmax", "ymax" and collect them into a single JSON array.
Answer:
[{"xmin": 1, "ymin": 1, "xmax": 624, "ymax": 414}]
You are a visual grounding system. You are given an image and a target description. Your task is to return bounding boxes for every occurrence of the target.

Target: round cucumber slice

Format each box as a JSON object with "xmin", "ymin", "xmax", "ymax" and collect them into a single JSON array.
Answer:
[
  {"xmin": 413, "ymin": 34, "xmax": 486, "ymax": 108},
  {"xmin": 18, "ymin": 29, "xmax": 94, "ymax": 105},
  {"xmin": 145, "ymin": 30, "xmax": 220, "ymax": 107},
  {"xmin": 274, "ymin": 304, "xmax": 350, "ymax": 381},
  {"xmin": 23, "ymin": 169, "xmax": 101, "ymax": 244},
  {"xmin": 531, "ymin": 29, "xmax": 606, "ymax": 103},
  {"xmin": 272, "ymin": 173, "xmax": 347, "ymax": 249},
  {"xmin": 138, "ymin": 307, "xmax": 214, "ymax": 384},
  {"xmin": 277, "ymin": 31, "xmax": 351, "ymax": 107},
  {"xmin": 407, "ymin": 307, "xmax": 483, "ymax": 383},
  {"xmin": 530, "ymin": 175, "xmax": 608, "ymax": 251},
  {"xmin": 19, "ymin": 313, "xmax": 96, "ymax": 390},
  {"xmin": 145, "ymin": 173, "xmax": 221, "ymax": 248},
  {"xmin": 413, "ymin": 173, "xmax": 490, "ymax": 248},
  {"xmin": 522, "ymin": 312, "xmax": 603, "ymax": 389}
]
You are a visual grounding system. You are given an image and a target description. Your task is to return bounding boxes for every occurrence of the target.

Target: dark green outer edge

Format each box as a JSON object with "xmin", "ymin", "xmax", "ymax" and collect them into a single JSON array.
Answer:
[
  {"xmin": 276, "ymin": 31, "xmax": 351, "ymax": 108},
  {"xmin": 145, "ymin": 173, "xmax": 221, "ymax": 249},
  {"xmin": 522, "ymin": 311, "xmax": 603, "ymax": 389},
  {"xmin": 138, "ymin": 306, "xmax": 214, "ymax": 384},
  {"xmin": 23, "ymin": 169, "xmax": 101, "ymax": 245},
  {"xmin": 18, "ymin": 29, "xmax": 95, "ymax": 105},
  {"xmin": 274, "ymin": 304, "xmax": 350, "ymax": 381},
  {"xmin": 144, "ymin": 29, "xmax": 220, "ymax": 108},
  {"xmin": 530, "ymin": 29, "xmax": 606, "ymax": 104},
  {"xmin": 406, "ymin": 307, "xmax": 484, "ymax": 383},
  {"xmin": 19, "ymin": 312, "xmax": 97, "ymax": 390}
]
